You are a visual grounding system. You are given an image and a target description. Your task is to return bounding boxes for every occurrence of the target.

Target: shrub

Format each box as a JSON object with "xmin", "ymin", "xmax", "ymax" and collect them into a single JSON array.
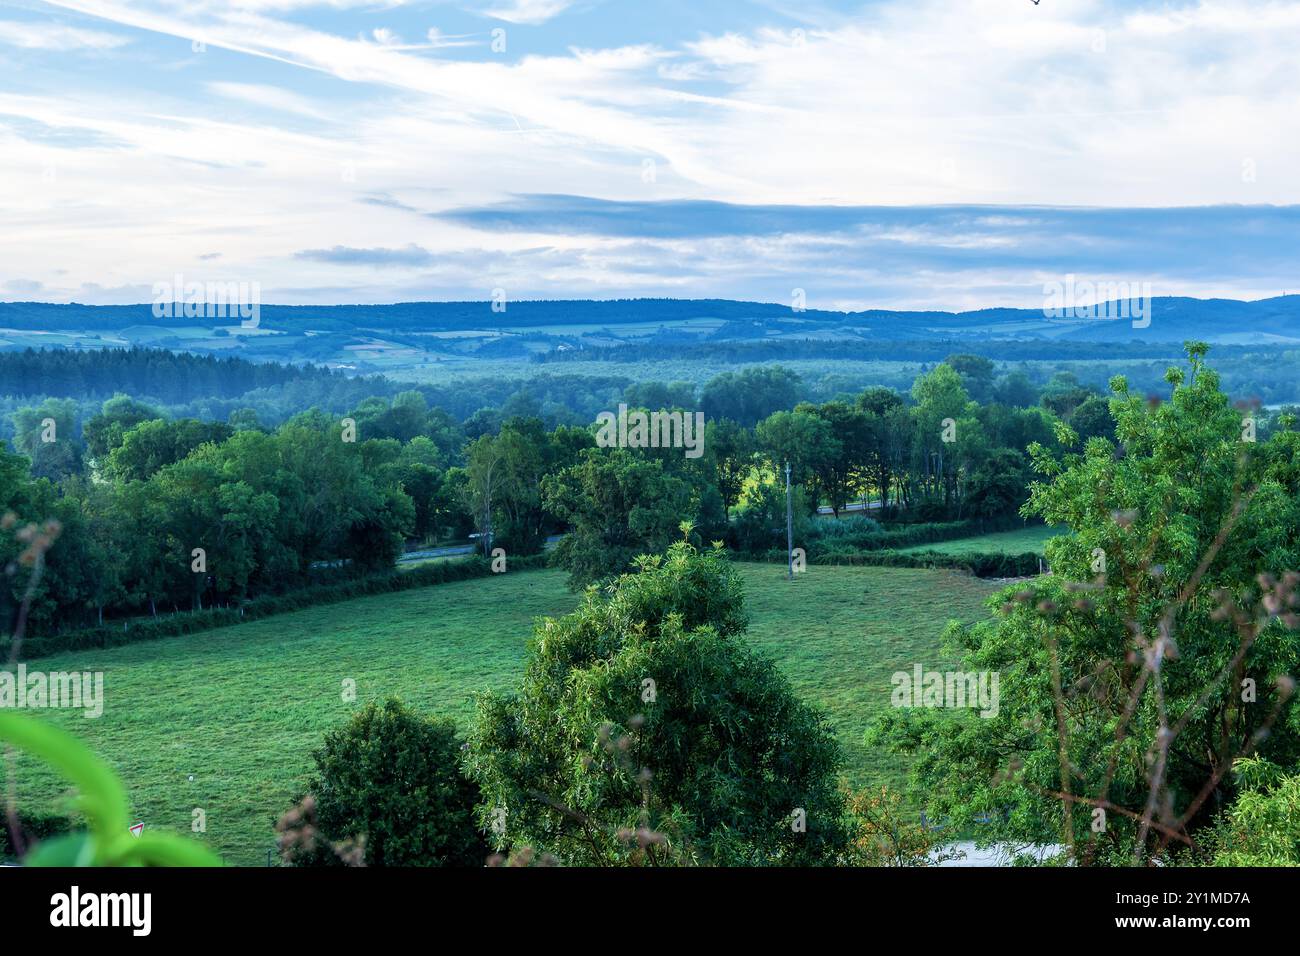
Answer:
[
  {"xmin": 281, "ymin": 698, "xmax": 486, "ymax": 867},
  {"xmin": 749, "ymin": 547, "xmax": 1042, "ymax": 579},
  {"xmin": 466, "ymin": 540, "xmax": 848, "ymax": 866},
  {"xmin": 1201, "ymin": 758, "xmax": 1300, "ymax": 866},
  {"xmin": 842, "ymin": 785, "xmax": 940, "ymax": 867},
  {"xmin": 737, "ymin": 512, "xmax": 1032, "ymax": 558},
  {"xmin": 871, "ymin": 348, "xmax": 1300, "ymax": 864},
  {"xmin": 806, "ymin": 514, "xmax": 882, "ymax": 544}
]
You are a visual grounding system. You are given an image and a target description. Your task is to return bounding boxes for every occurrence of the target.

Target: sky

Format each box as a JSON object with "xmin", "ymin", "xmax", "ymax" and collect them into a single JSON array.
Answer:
[{"xmin": 1, "ymin": 0, "xmax": 1298, "ymax": 310}]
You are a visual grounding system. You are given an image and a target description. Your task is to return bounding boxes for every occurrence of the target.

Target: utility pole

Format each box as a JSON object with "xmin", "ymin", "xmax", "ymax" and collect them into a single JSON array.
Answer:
[{"xmin": 785, "ymin": 459, "xmax": 794, "ymax": 581}]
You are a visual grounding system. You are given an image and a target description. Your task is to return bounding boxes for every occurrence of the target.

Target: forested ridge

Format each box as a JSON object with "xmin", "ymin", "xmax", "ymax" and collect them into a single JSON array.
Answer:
[{"xmin": 0, "ymin": 347, "xmax": 342, "ymax": 402}]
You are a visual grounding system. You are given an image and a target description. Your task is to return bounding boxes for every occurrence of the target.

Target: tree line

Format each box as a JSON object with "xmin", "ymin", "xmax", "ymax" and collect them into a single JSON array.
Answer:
[
  {"xmin": 7, "ymin": 348, "xmax": 1285, "ymax": 639},
  {"xmin": 0, "ymin": 354, "xmax": 1105, "ymax": 636},
  {"xmin": 0, "ymin": 347, "xmax": 338, "ymax": 403}
]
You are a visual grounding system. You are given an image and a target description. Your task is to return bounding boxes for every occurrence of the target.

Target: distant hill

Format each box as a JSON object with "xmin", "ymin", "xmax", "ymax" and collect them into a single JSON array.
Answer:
[{"xmin": 4, "ymin": 296, "xmax": 1299, "ymax": 344}]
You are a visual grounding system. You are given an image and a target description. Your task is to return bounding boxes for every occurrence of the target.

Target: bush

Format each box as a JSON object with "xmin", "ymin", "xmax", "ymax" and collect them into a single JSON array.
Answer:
[
  {"xmin": 806, "ymin": 514, "xmax": 882, "ymax": 544},
  {"xmin": 748, "ymin": 547, "xmax": 1042, "ymax": 579},
  {"xmin": 467, "ymin": 540, "xmax": 848, "ymax": 866},
  {"xmin": 281, "ymin": 699, "xmax": 486, "ymax": 867},
  {"xmin": 1199, "ymin": 758, "xmax": 1300, "ymax": 866},
  {"xmin": 843, "ymin": 785, "xmax": 940, "ymax": 867},
  {"xmin": 736, "ymin": 513, "xmax": 1033, "ymax": 559}
]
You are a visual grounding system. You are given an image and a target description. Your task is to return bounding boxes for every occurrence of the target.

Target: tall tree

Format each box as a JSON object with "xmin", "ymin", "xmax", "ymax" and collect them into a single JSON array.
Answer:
[{"xmin": 542, "ymin": 449, "xmax": 692, "ymax": 588}]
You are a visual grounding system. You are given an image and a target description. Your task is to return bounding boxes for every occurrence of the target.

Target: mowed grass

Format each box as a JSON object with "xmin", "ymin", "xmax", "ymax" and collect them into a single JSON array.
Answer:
[
  {"xmin": 897, "ymin": 524, "xmax": 1060, "ymax": 556},
  {"xmin": 6, "ymin": 563, "xmax": 999, "ymax": 865},
  {"xmin": 737, "ymin": 564, "xmax": 998, "ymax": 799}
]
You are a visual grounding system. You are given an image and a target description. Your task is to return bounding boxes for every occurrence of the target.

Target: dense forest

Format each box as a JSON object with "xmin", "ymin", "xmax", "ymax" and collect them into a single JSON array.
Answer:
[
  {"xmin": 0, "ymin": 347, "xmax": 342, "ymax": 401},
  {"xmin": 533, "ymin": 336, "xmax": 1267, "ymax": 365}
]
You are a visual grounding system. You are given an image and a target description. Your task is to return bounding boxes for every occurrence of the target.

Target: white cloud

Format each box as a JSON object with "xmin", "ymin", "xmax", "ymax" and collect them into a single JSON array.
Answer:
[
  {"xmin": 5, "ymin": 0, "xmax": 1300, "ymax": 304},
  {"xmin": 0, "ymin": 19, "xmax": 128, "ymax": 50},
  {"xmin": 34, "ymin": 0, "xmax": 1300, "ymax": 207},
  {"xmin": 208, "ymin": 82, "xmax": 331, "ymax": 119},
  {"xmin": 479, "ymin": 0, "xmax": 577, "ymax": 26},
  {"xmin": 425, "ymin": 28, "xmax": 479, "ymax": 50}
]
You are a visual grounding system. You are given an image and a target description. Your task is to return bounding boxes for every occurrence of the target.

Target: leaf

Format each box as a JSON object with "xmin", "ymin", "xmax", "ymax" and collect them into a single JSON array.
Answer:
[
  {"xmin": 0, "ymin": 710, "xmax": 223, "ymax": 867},
  {"xmin": 0, "ymin": 709, "xmax": 128, "ymax": 838},
  {"xmin": 22, "ymin": 832, "xmax": 97, "ymax": 867},
  {"xmin": 112, "ymin": 832, "xmax": 224, "ymax": 868}
]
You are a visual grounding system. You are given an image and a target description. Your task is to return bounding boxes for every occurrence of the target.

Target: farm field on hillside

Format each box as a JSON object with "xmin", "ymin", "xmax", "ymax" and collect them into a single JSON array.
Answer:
[{"xmin": 6, "ymin": 563, "xmax": 999, "ymax": 865}]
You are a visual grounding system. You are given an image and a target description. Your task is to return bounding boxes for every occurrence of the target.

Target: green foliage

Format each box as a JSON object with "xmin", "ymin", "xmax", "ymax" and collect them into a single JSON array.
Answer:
[
  {"xmin": 894, "ymin": 523, "xmax": 1058, "ymax": 556},
  {"xmin": 1068, "ymin": 394, "xmax": 1116, "ymax": 443},
  {"xmin": 466, "ymin": 541, "xmax": 848, "ymax": 865},
  {"xmin": 1203, "ymin": 758, "xmax": 1300, "ymax": 866},
  {"xmin": 0, "ymin": 810, "xmax": 71, "ymax": 860},
  {"xmin": 815, "ymin": 515, "xmax": 1011, "ymax": 552},
  {"xmin": 700, "ymin": 365, "xmax": 801, "ymax": 427},
  {"xmin": 6, "ymin": 409, "xmax": 420, "ymax": 632},
  {"xmin": 4, "ymin": 344, "xmax": 1055, "ymax": 640},
  {"xmin": 83, "ymin": 394, "xmax": 160, "ymax": 461},
  {"xmin": 283, "ymin": 699, "xmax": 486, "ymax": 867},
  {"xmin": 488, "ymin": 417, "xmax": 591, "ymax": 555},
  {"xmin": 798, "ymin": 547, "xmax": 1042, "ymax": 579},
  {"xmin": 704, "ymin": 417, "xmax": 754, "ymax": 514},
  {"xmin": 944, "ymin": 354, "xmax": 996, "ymax": 404},
  {"xmin": 754, "ymin": 408, "xmax": 836, "ymax": 487},
  {"xmin": 730, "ymin": 479, "xmax": 812, "ymax": 553},
  {"xmin": 0, "ymin": 710, "xmax": 222, "ymax": 866},
  {"xmin": 0, "ymin": 346, "xmax": 336, "ymax": 405},
  {"xmin": 739, "ymin": 512, "xmax": 1031, "ymax": 558},
  {"xmin": 104, "ymin": 417, "xmax": 233, "ymax": 481},
  {"xmin": 11, "ymin": 398, "xmax": 83, "ymax": 481},
  {"xmin": 873, "ymin": 345, "xmax": 1300, "ymax": 864},
  {"xmin": 543, "ymin": 448, "xmax": 693, "ymax": 588},
  {"xmin": 964, "ymin": 447, "xmax": 1029, "ymax": 517}
]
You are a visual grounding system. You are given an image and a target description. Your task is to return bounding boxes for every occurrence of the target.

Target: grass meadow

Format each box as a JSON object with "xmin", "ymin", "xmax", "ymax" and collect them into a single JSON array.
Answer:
[
  {"xmin": 897, "ymin": 524, "xmax": 1060, "ymax": 556},
  {"xmin": 6, "ymin": 563, "xmax": 1001, "ymax": 865}
]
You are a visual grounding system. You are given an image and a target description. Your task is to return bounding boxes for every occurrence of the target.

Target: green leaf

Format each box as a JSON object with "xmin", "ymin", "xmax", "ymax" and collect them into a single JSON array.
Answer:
[{"xmin": 0, "ymin": 710, "xmax": 128, "ymax": 838}]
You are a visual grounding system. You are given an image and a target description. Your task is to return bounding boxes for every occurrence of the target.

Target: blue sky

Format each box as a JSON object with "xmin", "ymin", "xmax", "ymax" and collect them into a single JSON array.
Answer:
[{"xmin": 1, "ymin": 0, "xmax": 1298, "ymax": 309}]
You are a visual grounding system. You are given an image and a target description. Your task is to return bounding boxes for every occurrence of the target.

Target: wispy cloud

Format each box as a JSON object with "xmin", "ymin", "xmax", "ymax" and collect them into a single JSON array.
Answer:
[
  {"xmin": 296, "ymin": 244, "xmax": 436, "ymax": 266},
  {"xmin": 4, "ymin": 0, "xmax": 1299, "ymax": 307},
  {"xmin": 208, "ymin": 82, "xmax": 331, "ymax": 119},
  {"xmin": 0, "ymin": 18, "xmax": 128, "ymax": 50},
  {"xmin": 479, "ymin": 0, "xmax": 579, "ymax": 26}
]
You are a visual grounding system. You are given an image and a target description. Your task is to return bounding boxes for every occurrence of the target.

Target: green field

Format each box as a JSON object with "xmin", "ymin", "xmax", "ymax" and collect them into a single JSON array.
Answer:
[
  {"xmin": 897, "ymin": 524, "xmax": 1060, "ymax": 557},
  {"xmin": 6, "ymin": 563, "xmax": 999, "ymax": 865}
]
